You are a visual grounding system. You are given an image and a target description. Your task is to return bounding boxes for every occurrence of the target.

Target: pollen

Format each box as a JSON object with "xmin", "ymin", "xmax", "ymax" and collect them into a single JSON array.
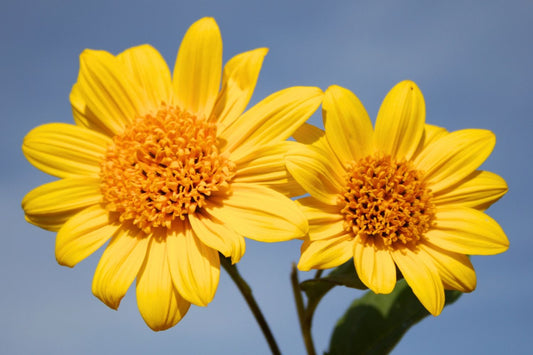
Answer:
[
  {"xmin": 340, "ymin": 155, "xmax": 435, "ymax": 248},
  {"xmin": 100, "ymin": 104, "xmax": 236, "ymax": 233}
]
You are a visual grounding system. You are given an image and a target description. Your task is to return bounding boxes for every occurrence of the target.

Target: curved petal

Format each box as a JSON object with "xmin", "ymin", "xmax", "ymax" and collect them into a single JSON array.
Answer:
[
  {"xmin": 374, "ymin": 80, "xmax": 425, "ymax": 160},
  {"xmin": 414, "ymin": 129, "xmax": 496, "ymax": 194},
  {"xmin": 92, "ymin": 226, "xmax": 149, "ymax": 309},
  {"xmin": 292, "ymin": 122, "xmax": 332, "ymax": 152},
  {"xmin": 205, "ymin": 183, "xmax": 307, "ymax": 242},
  {"xmin": 412, "ymin": 124, "xmax": 449, "ymax": 159},
  {"xmin": 211, "ymin": 48, "xmax": 268, "ymax": 126},
  {"xmin": 353, "ymin": 239, "xmax": 396, "ymax": 294},
  {"xmin": 422, "ymin": 124, "xmax": 448, "ymax": 148},
  {"xmin": 426, "ymin": 206, "xmax": 509, "ymax": 255},
  {"xmin": 22, "ymin": 123, "xmax": 110, "ymax": 178},
  {"xmin": 392, "ymin": 247, "xmax": 444, "ymax": 316},
  {"xmin": 173, "ymin": 17, "xmax": 222, "ymax": 118},
  {"xmin": 219, "ymin": 86, "xmax": 323, "ymax": 159},
  {"xmin": 285, "ymin": 143, "xmax": 345, "ymax": 205},
  {"xmin": 232, "ymin": 141, "xmax": 306, "ymax": 197},
  {"xmin": 22, "ymin": 177, "xmax": 102, "ymax": 231},
  {"xmin": 307, "ymin": 220, "xmax": 346, "ymax": 241},
  {"xmin": 298, "ymin": 196, "xmax": 343, "ymax": 223},
  {"xmin": 136, "ymin": 235, "xmax": 191, "ymax": 331},
  {"xmin": 189, "ymin": 210, "xmax": 245, "ymax": 264},
  {"xmin": 55, "ymin": 205, "xmax": 119, "ymax": 267},
  {"xmin": 117, "ymin": 44, "xmax": 172, "ymax": 111},
  {"xmin": 297, "ymin": 234, "xmax": 354, "ymax": 271},
  {"xmin": 167, "ymin": 222, "xmax": 220, "ymax": 307},
  {"xmin": 293, "ymin": 122, "xmax": 325, "ymax": 144},
  {"xmin": 70, "ymin": 83, "xmax": 114, "ymax": 136},
  {"xmin": 434, "ymin": 170, "xmax": 508, "ymax": 211},
  {"xmin": 77, "ymin": 49, "xmax": 148, "ymax": 134},
  {"xmin": 298, "ymin": 196, "xmax": 344, "ymax": 241},
  {"xmin": 323, "ymin": 85, "xmax": 373, "ymax": 164},
  {"xmin": 420, "ymin": 242, "xmax": 476, "ymax": 292}
]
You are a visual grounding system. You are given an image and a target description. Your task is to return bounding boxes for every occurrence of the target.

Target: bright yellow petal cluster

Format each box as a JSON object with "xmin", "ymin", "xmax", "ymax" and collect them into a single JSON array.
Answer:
[
  {"xmin": 22, "ymin": 17, "xmax": 322, "ymax": 331},
  {"xmin": 287, "ymin": 81, "xmax": 509, "ymax": 316}
]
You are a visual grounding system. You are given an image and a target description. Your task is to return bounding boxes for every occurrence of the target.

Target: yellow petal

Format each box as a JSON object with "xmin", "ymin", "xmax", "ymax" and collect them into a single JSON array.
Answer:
[
  {"xmin": 323, "ymin": 85, "xmax": 373, "ymax": 164},
  {"xmin": 420, "ymin": 242, "xmax": 476, "ymax": 292},
  {"xmin": 427, "ymin": 206, "xmax": 509, "ymax": 255},
  {"xmin": 297, "ymin": 235, "xmax": 354, "ymax": 271},
  {"xmin": 92, "ymin": 226, "xmax": 149, "ymax": 309},
  {"xmin": 211, "ymin": 48, "xmax": 268, "ymax": 126},
  {"xmin": 232, "ymin": 141, "xmax": 305, "ymax": 197},
  {"xmin": 374, "ymin": 80, "xmax": 425, "ymax": 160},
  {"xmin": 285, "ymin": 143, "xmax": 345, "ymax": 205},
  {"xmin": 353, "ymin": 240, "xmax": 396, "ymax": 294},
  {"xmin": 434, "ymin": 170, "xmax": 508, "ymax": 211},
  {"xmin": 298, "ymin": 196, "xmax": 343, "ymax": 223},
  {"xmin": 292, "ymin": 123, "xmax": 341, "ymax": 172},
  {"xmin": 136, "ymin": 235, "xmax": 191, "ymax": 331},
  {"xmin": 297, "ymin": 196, "xmax": 344, "ymax": 241},
  {"xmin": 22, "ymin": 177, "xmax": 102, "ymax": 231},
  {"xmin": 189, "ymin": 210, "xmax": 246, "ymax": 264},
  {"xmin": 392, "ymin": 247, "xmax": 444, "ymax": 316},
  {"xmin": 422, "ymin": 124, "xmax": 448, "ymax": 148},
  {"xmin": 22, "ymin": 123, "xmax": 111, "ymax": 178},
  {"xmin": 70, "ymin": 83, "xmax": 114, "ymax": 136},
  {"xmin": 307, "ymin": 220, "xmax": 346, "ymax": 241},
  {"xmin": 219, "ymin": 86, "xmax": 323, "ymax": 158},
  {"xmin": 292, "ymin": 122, "xmax": 331, "ymax": 152},
  {"xmin": 205, "ymin": 183, "xmax": 308, "ymax": 242},
  {"xmin": 167, "ymin": 222, "xmax": 220, "ymax": 307},
  {"xmin": 173, "ymin": 17, "xmax": 222, "ymax": 118},
  {"xmin": 117, "ymin": 44, "xmax": 172, "ymax": 111},
  {"xmin": 412, "ymin": 124, "xmax": 449, "ymax": 159},
  {"xmin": 55, "ymin": 205, "xmax": 119, "ymax": 267},
  {"xmin": 414, "ymin": 129, "xmax": 495, "ymax": 194},
  {"xmin": 77, "ymin": 49, "xmax": 148, "ymax": 134},
  {"xmin": 22, "ymin": 213, "xmax": 68, "ymax": 233}
]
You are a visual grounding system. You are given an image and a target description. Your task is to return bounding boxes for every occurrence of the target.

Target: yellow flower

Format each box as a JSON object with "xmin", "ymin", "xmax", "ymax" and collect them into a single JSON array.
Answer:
[
  {"xmin": 22, "ymin": 17, "xmax": 322, "ymax": 331},
  {"xmin": 286, "ymin": 81, "xmax": 509, "ymax": 316}
]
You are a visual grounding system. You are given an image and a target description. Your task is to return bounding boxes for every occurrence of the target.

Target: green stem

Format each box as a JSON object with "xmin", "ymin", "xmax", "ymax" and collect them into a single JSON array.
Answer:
[
  {"xmin": 220, "ymin": 256, "xmax": 281, "ymax": 355},
  {"xmin": 291, "ymin": 264, "xmax": 317, "ymax": 355}
]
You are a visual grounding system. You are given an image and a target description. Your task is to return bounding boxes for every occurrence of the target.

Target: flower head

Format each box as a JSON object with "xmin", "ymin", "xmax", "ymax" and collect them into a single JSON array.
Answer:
[
  {"xmin": 22, "ymin": 17, "xmax": 322, "ymax": 330},
  {"xmin": 287, "ymin": 81, "xmax": 509, "ymax": 315}
]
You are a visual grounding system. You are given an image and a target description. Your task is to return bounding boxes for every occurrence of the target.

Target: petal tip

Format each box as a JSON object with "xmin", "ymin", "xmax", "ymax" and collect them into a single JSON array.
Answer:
[
  {"xmin": 93, "ymin": 291, "xmax": 121, "ymax": 311},
  {"xmin": 396, "ymin": 79, "xmax": 420, "ymax": 91},
  {"xmin": 296, "ymin": 259, "xmax": 312, "ymax": 272},
  {"xmin": 191, "ymin": 17, "xmax": 219, "ymax": 32}
]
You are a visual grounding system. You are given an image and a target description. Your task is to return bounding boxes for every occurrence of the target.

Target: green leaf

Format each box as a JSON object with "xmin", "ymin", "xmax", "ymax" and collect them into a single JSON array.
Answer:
[
  {"xmin": 299, "ymin": 260, "xmax": 369, "ymax": 321},
  {"xmin": 295, "ymin": 261, "xmax": 368, "ymax": 336},
  {"xmin": 300, "ymin": 260, "xmax": 368, "ymax": 299},
  {"xmin": 324, "ymin": 260, "xmax": 369, "ymax": 290},
  {"xmin": 327, "ymin": 279, "xmax": 462, "ymax": 355}
]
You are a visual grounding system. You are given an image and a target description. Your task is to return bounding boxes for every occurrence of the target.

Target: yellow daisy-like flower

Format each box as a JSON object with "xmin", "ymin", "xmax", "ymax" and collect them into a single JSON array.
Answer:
[
  {"xmin": 22, "ymin": 17, "xmax": 322, "ymax": 331},
  {"xmin": 287, "ymin": 81, "xmax": 509, "ymax": 316}
]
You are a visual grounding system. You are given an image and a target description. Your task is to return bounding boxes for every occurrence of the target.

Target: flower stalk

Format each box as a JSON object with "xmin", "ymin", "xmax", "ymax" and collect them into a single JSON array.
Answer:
[
  {"xmin": 220, "ymin": 256, "xmax": 281, "ymax": 355},
  {"xmin": 291, "ymin": 264, "xmax": 317, "ymax": 355}
]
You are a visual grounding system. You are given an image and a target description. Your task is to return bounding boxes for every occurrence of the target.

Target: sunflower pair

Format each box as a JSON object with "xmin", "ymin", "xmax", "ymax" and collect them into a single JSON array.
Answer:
[{"xmin": 22, "ymin": 17, "xmax": 508, "ymax": 331}]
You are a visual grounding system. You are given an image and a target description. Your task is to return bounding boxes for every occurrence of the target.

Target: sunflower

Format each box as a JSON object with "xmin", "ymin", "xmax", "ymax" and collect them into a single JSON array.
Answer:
[
  {"xmin": 22, "ymin": 17, "xmax": 322, "ymax": 330},
  {"xmin": 286, "ymin": 81, "xmax": 509, "ymax": 315}
]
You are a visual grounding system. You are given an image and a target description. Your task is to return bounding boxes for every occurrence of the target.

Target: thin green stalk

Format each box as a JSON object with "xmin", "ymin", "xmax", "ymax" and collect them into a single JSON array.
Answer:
[
  {"xmin": 220, "ymin": 256, "xmax": 281, "ymax": 355},
  {"xmin": 291, "ymin": 264, "xmax": 317, "ymax": 355}
]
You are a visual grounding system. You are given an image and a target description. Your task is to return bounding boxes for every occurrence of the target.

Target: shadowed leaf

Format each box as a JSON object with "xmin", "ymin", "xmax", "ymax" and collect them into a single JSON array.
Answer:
[{"xmin": 326, "ymin": 279, "xmax": 462, "ymax": 355}]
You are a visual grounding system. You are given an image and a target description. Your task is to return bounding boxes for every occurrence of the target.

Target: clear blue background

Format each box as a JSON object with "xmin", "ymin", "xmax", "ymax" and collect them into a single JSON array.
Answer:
[{"xmin": 2, "ymin": 1, "xmax": 531, "ymax": 354}]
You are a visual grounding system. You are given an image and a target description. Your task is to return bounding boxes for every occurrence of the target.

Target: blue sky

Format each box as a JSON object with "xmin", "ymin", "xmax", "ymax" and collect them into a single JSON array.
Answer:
[{"xmin": 2, "ymin": 1, "xmax": 532, "ymax": 354}]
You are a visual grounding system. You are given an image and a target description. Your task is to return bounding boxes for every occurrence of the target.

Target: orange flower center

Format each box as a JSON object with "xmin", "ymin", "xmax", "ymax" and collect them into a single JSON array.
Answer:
[
  {"xmin": 340, "ymin": 155, "xmax": 435, "ymax": 248},
  {"xmin": 100, "ymin": 104, "xmax": 235, "ymax": 233}
]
